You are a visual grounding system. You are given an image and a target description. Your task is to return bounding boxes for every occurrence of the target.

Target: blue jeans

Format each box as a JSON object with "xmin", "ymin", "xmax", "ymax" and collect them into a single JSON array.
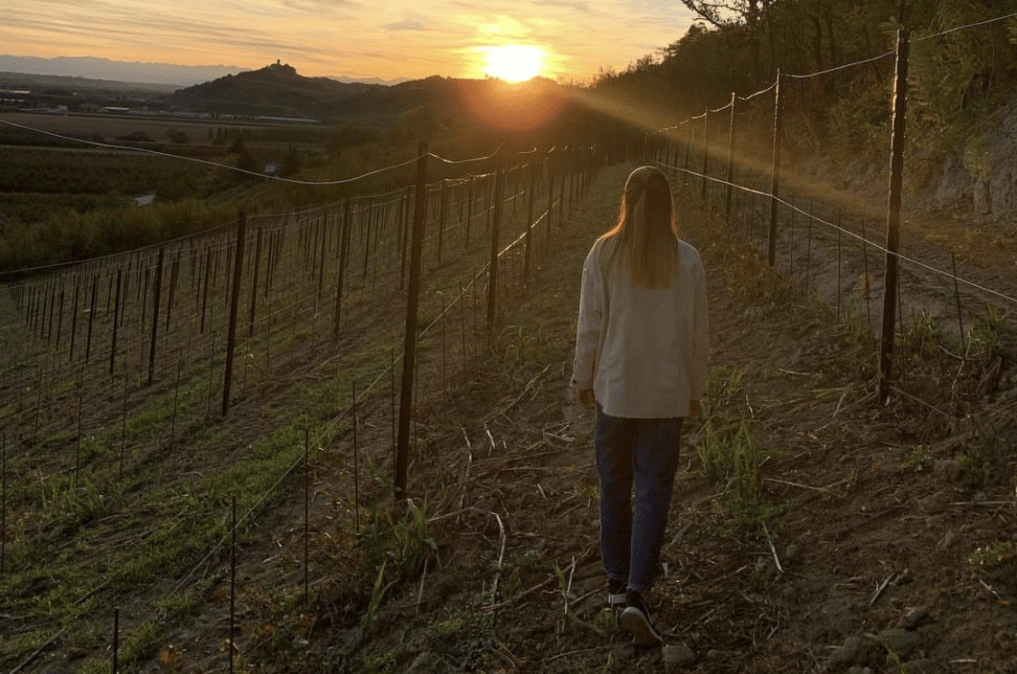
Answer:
[{"xmin": 595, "ymin": 405, "xmax": 683, "ymax": 594}]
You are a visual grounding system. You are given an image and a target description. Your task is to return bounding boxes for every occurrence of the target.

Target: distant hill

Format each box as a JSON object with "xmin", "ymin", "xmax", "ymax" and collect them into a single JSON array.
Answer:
[
  {"xmin": 167, "ymin": 62, "xmax": 376, "ymax": 120},
  {"xmin": 167, "ymin": 62, "xmax": 572, "ymax": 133},
  {"xmin": 0, "ymin": 70, "xmax": 180, "ymax": 94}
]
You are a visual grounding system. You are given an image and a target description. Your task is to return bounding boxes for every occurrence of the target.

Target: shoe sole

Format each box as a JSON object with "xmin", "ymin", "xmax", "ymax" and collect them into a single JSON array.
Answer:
[{"xmin": 620, "ymin": 608, "xmax": 662, "ymax": 647}]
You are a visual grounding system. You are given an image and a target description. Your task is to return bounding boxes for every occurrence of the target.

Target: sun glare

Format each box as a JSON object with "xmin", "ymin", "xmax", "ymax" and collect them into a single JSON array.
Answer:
[{"xmin": 482, "ymin": 45, "xmax": 544, "ymax": 82}]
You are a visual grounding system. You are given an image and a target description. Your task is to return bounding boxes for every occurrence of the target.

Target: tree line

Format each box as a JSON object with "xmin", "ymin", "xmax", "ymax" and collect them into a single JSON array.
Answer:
[{"xmin": 584, "ymin": 0, "xmax": 1017, "ymax": 171}]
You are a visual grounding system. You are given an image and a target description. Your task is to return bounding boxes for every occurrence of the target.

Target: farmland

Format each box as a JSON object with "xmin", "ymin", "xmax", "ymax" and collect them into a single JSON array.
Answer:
[
  {"xmin": 4, "ymin": 150, "xmax": 1017, "ymax": 673},
  {"xmin": 0, "ymin": 110, "xmax": 338, "ymax": 272}
]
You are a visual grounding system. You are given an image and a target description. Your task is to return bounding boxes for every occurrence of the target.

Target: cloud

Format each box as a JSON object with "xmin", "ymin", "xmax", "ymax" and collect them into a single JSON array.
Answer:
[
  {"xmin": 385, "ymin": 19, "xmax": 430, "ymax": 31},
  {"xmin": 1, "ymin": 0, "xmax": 696, "ymax": 82},
  {"xmin": 384, "ymin": 11, "xmax": 432, "ymax": 32}
]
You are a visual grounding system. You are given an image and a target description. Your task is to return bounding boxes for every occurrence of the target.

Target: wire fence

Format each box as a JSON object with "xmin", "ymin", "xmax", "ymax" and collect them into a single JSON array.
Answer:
[
  {"xmin": 3, "ymin": 10, "xmax": 1017, "ymax": 671},
  {"xmin": 0, "ymin": 134, "xmax": 596, "ymax": 673},
  {"xmin": 646, "ymin": 19, "xmax": 1017, "ymax": 416}
]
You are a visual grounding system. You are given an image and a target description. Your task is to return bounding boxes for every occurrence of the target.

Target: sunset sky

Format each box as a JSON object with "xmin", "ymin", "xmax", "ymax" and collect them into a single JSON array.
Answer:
[{"xmin": 3, "ymin": 0, "xmax": 696, "ymax": 84}]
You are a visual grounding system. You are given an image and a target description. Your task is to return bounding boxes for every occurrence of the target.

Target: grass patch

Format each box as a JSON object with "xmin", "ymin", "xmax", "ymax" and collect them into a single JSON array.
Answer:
[{"xmin": 695, "ymin": 420, "xmax": 781, "ymax": 535}]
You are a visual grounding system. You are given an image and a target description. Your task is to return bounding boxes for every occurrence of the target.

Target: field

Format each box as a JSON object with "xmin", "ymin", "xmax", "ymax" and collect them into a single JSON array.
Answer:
[
  {"xmin": 0, "ymin": 111, "xmax": 339, "ymax": 272},
  {"xmin": 1, "ymin": 149, "xmax": 1016, "ymax": 674},
  {"xmin": 304, "ymin": 164, "xmax": 1017, "ymax": 674},
  {"xmin": 0, "ymin": 111, "xmax": 329, "ymax": 204},
  {"xmin": 0, "ymin": 111, "xmax": 327, "ymax": 149}
]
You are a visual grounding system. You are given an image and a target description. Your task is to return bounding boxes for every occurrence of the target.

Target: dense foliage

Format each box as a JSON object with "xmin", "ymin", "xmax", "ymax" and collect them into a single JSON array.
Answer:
[{"xmin": 583, "ymin": 0, "xmax": 1017, "ymax": 166}]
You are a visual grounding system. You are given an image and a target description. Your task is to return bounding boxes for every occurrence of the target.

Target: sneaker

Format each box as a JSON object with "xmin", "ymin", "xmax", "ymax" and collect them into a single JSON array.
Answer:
[
  {"xmin": 607, "ymin": 578, "xmax": 627, "ymax": 609},
  {"xmin": 620, "ymin": 592, "xmax": 663, "ymax": 647}
]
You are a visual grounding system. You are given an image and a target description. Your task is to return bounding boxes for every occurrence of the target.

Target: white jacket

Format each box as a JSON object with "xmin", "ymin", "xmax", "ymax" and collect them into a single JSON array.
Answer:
[{"xmin": 571, "ymin": 235, "xmax": 709, "ymax": 419}]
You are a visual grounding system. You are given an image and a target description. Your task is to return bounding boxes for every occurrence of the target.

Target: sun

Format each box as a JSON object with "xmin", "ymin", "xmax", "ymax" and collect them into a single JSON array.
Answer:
[{"xmin": 482, "ymin": 45, "xmax": 544, "ymax": 82}]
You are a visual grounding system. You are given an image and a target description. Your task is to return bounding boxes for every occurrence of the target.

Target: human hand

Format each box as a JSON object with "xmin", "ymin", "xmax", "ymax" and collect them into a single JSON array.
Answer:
[{"xmin": 577, "ymin": 388, "xmax": 595, "ymax": 408}]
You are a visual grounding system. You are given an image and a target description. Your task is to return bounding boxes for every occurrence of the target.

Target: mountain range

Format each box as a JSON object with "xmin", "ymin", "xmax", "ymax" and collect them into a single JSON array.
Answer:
[
  {"xmin": 166, "ymin": 62, "xmax": 570, "ymax": 133},
  {"xmin": 0, "ymin": 56, "xmax": 573, "ymax": 140},
  {"xmin": 0, "ymin": 55, "xmax": 405, "ymax": 88}
]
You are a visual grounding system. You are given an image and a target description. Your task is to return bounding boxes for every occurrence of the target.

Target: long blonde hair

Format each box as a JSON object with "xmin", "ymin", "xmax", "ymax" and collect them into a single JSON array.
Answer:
[{"xmin": 601, "ymin": 165, "xmax": 679, "ymax": 288}]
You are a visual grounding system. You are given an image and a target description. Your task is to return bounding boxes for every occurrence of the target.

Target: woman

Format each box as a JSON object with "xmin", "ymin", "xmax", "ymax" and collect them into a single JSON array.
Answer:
[{"xmin": 571, "ymin": 165, "xmax": 709, "ymax": 646}]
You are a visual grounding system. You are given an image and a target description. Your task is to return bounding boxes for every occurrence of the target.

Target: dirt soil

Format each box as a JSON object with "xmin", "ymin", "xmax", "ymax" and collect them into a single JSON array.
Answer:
[{"xmin": 136, "ymin": 162, "xmax": 1017, "ymax": 674}]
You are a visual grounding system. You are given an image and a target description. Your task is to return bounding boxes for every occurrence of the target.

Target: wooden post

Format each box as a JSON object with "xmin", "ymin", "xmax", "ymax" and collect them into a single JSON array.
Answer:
[
  {"xmin": 147, "ymin": 250, "xmax": 164, "ymax": 385},
  {"xmin": 768, "ymin": 71, "xmax": 784, "ymax": 268},
  {"xmin": 682, "ymin": 122, "xmax": 692, "ymax": 189},
  {"xmin": 55, "ymin": 285, "xmax": 64, "ymax": 350},
  {"xmin": 304, "ymin": 429, "xmax": 310, "ymax": 606},
  {"xmin": 85, "ymin": 274, "xmax": 98, "ymax": 365},
  {"xmin": 725, "ymin": 92, "xmax": 737, "ymax": 220},
  {"xmin": 545, "ymin": 149, "xmax": 554, "ymax": 242},
  {"xmin": 110, "ymin": 268, "xmax": 122, "ymax": 376},
  {"xmin": 42, "ymin": 281, "xmax": 51, "ymax": 344},
  {"xmin": 200, "ymin": 247, "xmax": 212, "ymax": 334},
  {"xmin": 229, "ymin": 496, "xmax": 236, "ymax": 674},
  {"xmin": 952, "ymin": 253, "xmax": 966, "ymax": 353},
  {"xmin": 352, "ymin": 381, "xmax": 361, "ymax": 534},
  {"xmin": 361, "ymin": 206, "xmax": 372, "ymax": 281},
  {"xmin": 878, "ymin": 31, "xmax": 910, "ymax": 404},
  {"xmin": 395, "ymin": 144, "xmax": 429, "ymax": 502},
  {"xmin": 466, "ymin": 177, "xmax": 475, "ymax": 248},
  {"xmin": 249, "ymin": 227, "xmax": 263, "ymax": 338},
  {"xmin": 487, "ymin": 151, "xmax": 505, "ymax": 328},
  {"xmin": 112, "ymin": 607, "xmax": 119, "ymax": 674},
  {"xmin": 333, "ymin": 200, "xmax": 352, "ymax": 338},
  {"xmin": 166, "ymin": 252, "xmax": 179, "ymax": 346},
  {"xmin": 558, "ymin": 148, "xmax": 567, "ymax": 222},
  {"xmin": 437, "ymin": 179, "xmax": 448, "ymax": 263},
  {"xmin": 524, "ymin": 160, "xmax": 536, "ymax": 282},
  {"xmin": 222, "ymin": 213, "xmax": 247, "ymax": 417},
  {"xmin": 400, "ymin": 188, "xmax": 411, "ymax": 288},
  {"xmin": 2, "ymin": 432, "xmax": 5, "ymax": 577},
  {"xmin": 317, "ymin": 216, "xmax": 328, "ymax": 303},
  {"xmin": 700, "ymin": 109, "xmax": 709, "ymax": 200}
]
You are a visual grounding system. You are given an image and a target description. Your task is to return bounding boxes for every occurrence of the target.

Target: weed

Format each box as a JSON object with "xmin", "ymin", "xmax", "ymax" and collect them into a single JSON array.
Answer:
[
  {"xmin": 885, "ymin": 644, "xmax": 910, "ymax": 673},
  {"xmin": 359, "ymin": 500, "xmax": 437, "ymax": 629},
  {"xmin": 695, "ymin": 421, "xmax": 780, "ymax": 534},
  {"xmin": 967, "ymin": 541, "xmax": 1017, "ymax": 569},
  {"xmin": 592, "ymin": 607, "xmax": 617, "ymax": 631},
  {"xmin": 970, "ymin": 303, "xmax": 1008, "ymax": 357},
  {"xmin": 899, "ymin": 309, "xmax": 941, "ymax": 363},
  {"xmin": 905, "ymin": 445, "xmax": 933, "ymax": 473},
  {"xmin": 362, "ymin": 561, "xmax": 391, "ymax": 631},
  {"xmin": 425, "ymin": 607, "xmax": 495, "ymax": 669},
  {"xmin": 696, "ymin": 422, "xmax": 730, "ymax": 485},
  {"xmin": 842, "ymin": 298, "xmax": 878, "ymax": 354},
  {"xmin": 552, "ymin": 560, "xmax": 573, "ymax": 604},
  {"xmin": 696, "ymin": 421, "xmax": 761, "ymax": 498},
  {"xmin": 53, "ymin": 476, "xmax": 119, "ymax": 537},
  {"xmin": 954, "ymin": 418, "xmax": 1013, "ymax": 490},
  {"xmin": 430, "ymin": 615, "xmax": 466, "ymax": 638},
  {"xmin": 708, "ymin": 365, "xmax": 745, "ymax": 407},
  {"xmin": 363, "ymin": 650, "xmax": 398, "ymax": 674}
]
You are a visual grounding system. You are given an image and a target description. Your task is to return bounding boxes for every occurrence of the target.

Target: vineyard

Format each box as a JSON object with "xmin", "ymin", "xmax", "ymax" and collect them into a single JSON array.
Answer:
[
  {"xmin": 3, "ymin": 15, "xmax": 1017, "ymax": 674},
  {"xmin": 0, "ymin": 139, "xmax": 598, "ymax": 673}
]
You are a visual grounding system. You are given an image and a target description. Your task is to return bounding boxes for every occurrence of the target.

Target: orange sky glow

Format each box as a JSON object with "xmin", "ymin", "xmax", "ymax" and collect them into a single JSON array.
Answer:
[{"xmin": 3, "ymin": 0, "xmax": 695, "ymax": 84}]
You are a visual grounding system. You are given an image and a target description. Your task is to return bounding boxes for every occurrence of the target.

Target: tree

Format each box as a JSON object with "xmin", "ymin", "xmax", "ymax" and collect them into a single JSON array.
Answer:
[
  {"xmin": 167, "ymin": 128, "xmax": 189, "ymax": 144},
  {"xmin": 325, "ymin": 123, "xmax": 383, "ymax": 155},
  {"xmin": 280, "ymin": 145, "xmax": 302, "ymax": 177},
  {"xmin": 226, "ymin": 137, "xmax": 259, "ymax": 181},
  {"xmin": 678, "ymin": 0, "xmax": 772, "ymax": 28},
  {"xmin": 393, "ymin": 105, "xmax": 437, "ymax": 143}
]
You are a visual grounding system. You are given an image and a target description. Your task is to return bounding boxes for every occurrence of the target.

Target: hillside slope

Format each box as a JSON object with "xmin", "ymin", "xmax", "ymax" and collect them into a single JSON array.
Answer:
[
  {"xmin": 166, "ymin": 63, "xmax": 572, "ymax": 136},
  {"xmin": 141, "ymin": 163, "xmax": 1017, "ymax": 673}
]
